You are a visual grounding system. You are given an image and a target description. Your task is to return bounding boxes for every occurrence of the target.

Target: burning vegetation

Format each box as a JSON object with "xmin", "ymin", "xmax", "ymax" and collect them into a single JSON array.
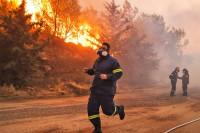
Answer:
[
  {"xmin": 1, "ymin": 0, "xmax": 101, "ymax": 49},
  {"xmin": 0, "ymin": 0, "xmax": 188, "ymax": 96}
]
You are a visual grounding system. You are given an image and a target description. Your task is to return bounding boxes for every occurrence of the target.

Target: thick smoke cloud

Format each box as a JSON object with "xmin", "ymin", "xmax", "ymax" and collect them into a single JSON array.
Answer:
[
  {"xmin": 79, "ymin": 0, "xmax": 200, "ymax": 88},
  {"xmin": 80, "ymin": 0, "xmax": 200, "ymax": 54}
]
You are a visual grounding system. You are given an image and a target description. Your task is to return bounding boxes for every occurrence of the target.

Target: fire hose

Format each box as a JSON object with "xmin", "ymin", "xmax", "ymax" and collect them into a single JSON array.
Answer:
[{"xmin": 164, "ymin": 117, "xmax": 200, "ymax": 133}]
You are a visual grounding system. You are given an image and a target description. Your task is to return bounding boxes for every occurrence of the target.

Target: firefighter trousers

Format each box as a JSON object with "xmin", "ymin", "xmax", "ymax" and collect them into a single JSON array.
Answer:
[
  {"xmin": 183, "ymin": 84, "xmax": 188, "ymax": 95},
  {"xmin": 87, "ymin": 92, "xmax": 120, "ymax": 127},
  {"xmin": 171, "ymin": 80, "xmax": 176, "ymax": 94}
]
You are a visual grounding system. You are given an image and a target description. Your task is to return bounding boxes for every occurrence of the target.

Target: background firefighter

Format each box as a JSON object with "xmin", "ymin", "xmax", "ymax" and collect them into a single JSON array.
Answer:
[
  {"xmin": 83, "ymin": 43, "xmax": 125, "ymax": 133},
  {"xmin": 178, "ymin": 68, "xmax": 189, "ymax": 96},
  {"xmin": 169, "ymin": 67, "xmax": 180, "ymax": 96}
]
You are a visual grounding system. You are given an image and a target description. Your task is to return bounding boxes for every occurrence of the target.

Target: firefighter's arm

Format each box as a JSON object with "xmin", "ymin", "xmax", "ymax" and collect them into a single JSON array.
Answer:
[
  {"xmin": 186, "ymin": 75, "xmax": 189, "ymax": 84},
  {"xmin": 86, "ymin": 68, "xmax": 95, "ymax": 75},
  {"xmin": 169, "ymin": 73, "xmax": 173, "ymax": 79},
  {"xmin": 178, "ymin": 76, "xmax": 182, "ymax": 79},
  {"xmin": 85, "ymin": 63, "xmax": 95, "ymax": 75},
  {"xmin": 106, "ymin": 60, "xmax": 122, "ymax": 81}
]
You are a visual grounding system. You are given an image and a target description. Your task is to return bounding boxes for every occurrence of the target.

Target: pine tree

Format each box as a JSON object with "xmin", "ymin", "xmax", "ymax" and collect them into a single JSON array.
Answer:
[
  {"xmin": 101, "ymin": 0, "xmax": 159, "ymax": 84},
  {"xmin": 45, "ymin": 0, "xmax": 81, "ymax": 36},
  {"xmin": 101, "ymin": 0, "xmax": 130, "ymax": 55},
  {"xmin": 123, "ymin": 0, "xmax": 138, "ymax": 24},
  {"xmin": 138, "ymin": 13, "xmax": 188, "ymax": 68},
  {"xmin": 0, "ymin": 0, "xmax": 48, "ymax": 89}
]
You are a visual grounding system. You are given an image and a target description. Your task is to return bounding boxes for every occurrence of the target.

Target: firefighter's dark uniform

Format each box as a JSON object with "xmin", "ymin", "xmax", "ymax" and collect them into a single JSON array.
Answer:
[
  {"xmin": 87, "ymin": 54, "xmax": 122, "ymax": 127},
  {"xmin": 169, "ymin": 70, "xmax": 178, "ymax": 95},
  {"xmin": 179, "ymin": 74, "xmax": 189, "ymax": 95}
]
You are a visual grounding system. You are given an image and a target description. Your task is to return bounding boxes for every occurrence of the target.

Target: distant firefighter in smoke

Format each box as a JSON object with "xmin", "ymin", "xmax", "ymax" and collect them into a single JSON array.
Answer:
[
  {"xmin": 83, "ymin": 42, "xmax": 125, "ymax": 133},
  {"xmin": 178, "ymin": 68, "xmax": 189, "ymax": 96},
  {"xmin": 169, "ymin": 67, "xmax": 180, "ymax": 96}
]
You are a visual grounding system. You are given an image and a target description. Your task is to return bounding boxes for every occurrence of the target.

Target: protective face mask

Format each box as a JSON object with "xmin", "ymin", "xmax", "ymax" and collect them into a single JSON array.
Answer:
[{"xmin": 96, "ymin": 50, "xmax": 108, "ymax": 57}]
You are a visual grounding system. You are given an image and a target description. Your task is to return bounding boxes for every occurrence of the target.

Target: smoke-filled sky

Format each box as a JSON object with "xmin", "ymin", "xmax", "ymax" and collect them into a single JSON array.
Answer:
[
  {"xmin": 80, "ymin": 0, "xmax": 200, "ymax": 55},
  {"xmin": 80, "ymin": 0, "xmax": 200, "ymax": 87}
]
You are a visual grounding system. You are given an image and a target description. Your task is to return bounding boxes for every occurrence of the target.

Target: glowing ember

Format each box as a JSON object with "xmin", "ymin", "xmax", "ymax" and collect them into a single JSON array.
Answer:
[{"xmin": 6, "ymin": 0, "xmax": 101, "ymax": 49}]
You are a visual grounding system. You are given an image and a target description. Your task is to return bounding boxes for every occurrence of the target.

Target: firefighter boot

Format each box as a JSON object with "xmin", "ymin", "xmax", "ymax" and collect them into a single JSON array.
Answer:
[
  {"xmin": 119, "ymin": 105, "xmax": 125, "ymax": 120},
  {"xmin": 93, "ymin": 126, "xmax": 102, "ymax": 133},
  {"xmin": 170, "ymin": 91, "xmax": 175, "ymax": 97},
  {"xmin": 183, "ymin": 92, "xmax": 187, "ymax": 96}
]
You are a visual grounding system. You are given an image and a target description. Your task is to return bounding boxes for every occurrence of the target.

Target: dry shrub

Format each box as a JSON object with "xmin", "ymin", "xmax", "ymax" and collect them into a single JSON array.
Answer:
[
  {"xmin": 0, "ymin": 84, "xmax": 16, "ymax": 97},
  {"xmin": 66, "ymin": 81, "xmax": 90, "ymax": 96},
  {"xmin": 26, "ymin": 87, "xmax": 38, "ymax": 96},
  {"xmin": 53, "ymin": 82, "xmax": 71, "ymax": 95}
]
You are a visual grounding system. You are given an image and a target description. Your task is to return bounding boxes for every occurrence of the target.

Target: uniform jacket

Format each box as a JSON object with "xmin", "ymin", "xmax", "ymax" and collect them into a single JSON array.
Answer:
[
  {"xmin": 169, "ymin": 70, "xmax": 178, "ymax": 83},
  {"xmin": 178, "ymin": 74, "xmax": 189, "ymax": 85},
  {"xmin": 87, "ymin": 54, "xmax": 122, "ymax": 95}
]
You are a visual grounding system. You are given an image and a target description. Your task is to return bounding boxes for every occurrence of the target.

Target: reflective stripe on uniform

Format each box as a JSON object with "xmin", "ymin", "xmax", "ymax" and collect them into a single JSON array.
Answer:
[
  {"xmin": 170, "ymin": 74, "xmax": 173, "ymax": 76},
  {"xmin": 113, "ymin": 69, "xmax": 122, "ymax": 73},
  {"xmin": 88, "ymin": 114, "xmax": 100, "ymax": 119},
  {"xmin": 111, "ymin": 107, "xmax": 117, "ymax": 116},
  {"xmin": 171, "ymin": 90, "xmax": 175, "ymax": 92}
]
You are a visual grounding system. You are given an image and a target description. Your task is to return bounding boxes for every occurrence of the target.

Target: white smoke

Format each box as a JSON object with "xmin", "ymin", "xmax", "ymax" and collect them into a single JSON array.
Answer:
[{"xmin": 79, "ymin": 0, "xmax": 200, "ymax": 89}]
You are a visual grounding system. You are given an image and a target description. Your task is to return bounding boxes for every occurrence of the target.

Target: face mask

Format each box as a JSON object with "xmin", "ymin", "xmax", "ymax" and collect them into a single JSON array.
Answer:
[{"xmin": 96, "ymin": 50, "xmax": 108, "ymax": 57}]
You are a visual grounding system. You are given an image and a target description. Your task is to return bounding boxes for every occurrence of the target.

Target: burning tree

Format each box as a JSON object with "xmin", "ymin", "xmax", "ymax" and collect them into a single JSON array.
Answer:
[
  {"xmin": 0, "ymin": 0, "xmax": 48, "ymax": 88},
  {"xmin": 41, "ymin": 0, "xmax": 101, "ymax": 49},
  {"xmin": 44, "ymin": 0, "xmax": 81, "ymax": 37},
  {"xmin": 0, "ymin": 0, "xmax": 189, "ymax": 91},
  {"xmin": 0, "ymin": 0, "xmax": 102, "ymax": 91}
]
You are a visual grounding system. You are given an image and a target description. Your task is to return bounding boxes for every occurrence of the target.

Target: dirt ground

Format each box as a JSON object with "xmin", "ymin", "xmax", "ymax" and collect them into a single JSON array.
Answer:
[{"xmin": 0, "ymin": 86, "xmax": 200, "ymax": 133}]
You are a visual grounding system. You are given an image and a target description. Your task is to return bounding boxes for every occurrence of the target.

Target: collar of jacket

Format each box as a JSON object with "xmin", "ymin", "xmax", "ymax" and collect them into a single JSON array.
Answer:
[
  {"xmin": 173, "ymin": 70, "xmax": 177, "ymax": 73},
  {"xmin": 97, "ymin": 54, "xmax": 110, "ymax": 61}
]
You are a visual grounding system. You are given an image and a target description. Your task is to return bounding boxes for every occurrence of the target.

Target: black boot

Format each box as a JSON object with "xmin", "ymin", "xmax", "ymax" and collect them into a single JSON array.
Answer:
[
  {"xmin": 183, "ymin": 92, "xmax": 187, "ymax": 96},
  {"xmin": 170, "ymin": 92, "xmax": 175, "ymax": 97},
  {"xmin": 93, "ymin": 126, "xmax": 102, "ymax": 133},
  {"xmin": 119, "ymin": 105, "xmax": 125, "ymax": 120}
]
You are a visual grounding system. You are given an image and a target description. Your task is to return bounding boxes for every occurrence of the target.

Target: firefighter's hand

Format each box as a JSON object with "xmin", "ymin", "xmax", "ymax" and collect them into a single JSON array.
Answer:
[
  {"xmin": 100, "ymin": 74, "xmax": 107, "ymax": 80},
  {"xmin": 83, "ymin": 68, "xmax": 88, "ymax": 73}
]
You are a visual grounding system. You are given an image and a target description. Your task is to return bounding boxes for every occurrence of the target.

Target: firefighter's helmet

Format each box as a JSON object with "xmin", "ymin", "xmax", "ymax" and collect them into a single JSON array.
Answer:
[
  {"xmin": 182, "ymin": 68, "xmax": 188, "ymax": 72},
  {"xmin": 175, "ymin": 66, "xmax": 180, "ymax": 71}
]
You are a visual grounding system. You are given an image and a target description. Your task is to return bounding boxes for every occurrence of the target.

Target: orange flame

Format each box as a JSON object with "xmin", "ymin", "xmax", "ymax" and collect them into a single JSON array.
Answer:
[
  {"xmin": 6, "ymin": 0, "xmax": 101, "ymax": 49},
  {"xmin": 65, "ymin": 24, "xmax": 101, "ymax": 49}
]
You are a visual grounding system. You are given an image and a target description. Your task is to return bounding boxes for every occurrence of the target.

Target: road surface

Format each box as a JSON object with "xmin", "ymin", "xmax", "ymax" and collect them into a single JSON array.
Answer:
[{"xmin": 0, "ymin": 86, "xmax": 200, "ymax": 133}]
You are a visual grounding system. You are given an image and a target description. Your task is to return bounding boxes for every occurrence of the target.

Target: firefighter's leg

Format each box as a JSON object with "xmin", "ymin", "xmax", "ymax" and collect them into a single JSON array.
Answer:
[
  {"xmin": 183, "ymin": 84, "xmax": 187, "ymax": 96},
  {"xmin": 170, "ymin": 81, "xmax": 176, "ymax": 96},
  {"xmin": 98, "ymin": 94, "xmax": 120, "ymax": 116},
  {"xmin": 87, "ymin": 92, "xmax": 101, "ymax": 127}
]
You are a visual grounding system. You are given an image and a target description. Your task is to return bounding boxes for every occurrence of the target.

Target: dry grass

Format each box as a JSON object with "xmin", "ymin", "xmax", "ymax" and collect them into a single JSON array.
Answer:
[
  {"xmin": 52, "ymin": 81, "xmax": 90, "ymax": 96},
  {"xmin": 0, "ymin": 81, "xmax": 90, "ymax": 100},
  {"xmin": 66, "ymin": 81, "xmax": 90, "ymax": 96},
  {"xmin": 0, "ymin": 84, "xmax": 16, "ymax": 97}
]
